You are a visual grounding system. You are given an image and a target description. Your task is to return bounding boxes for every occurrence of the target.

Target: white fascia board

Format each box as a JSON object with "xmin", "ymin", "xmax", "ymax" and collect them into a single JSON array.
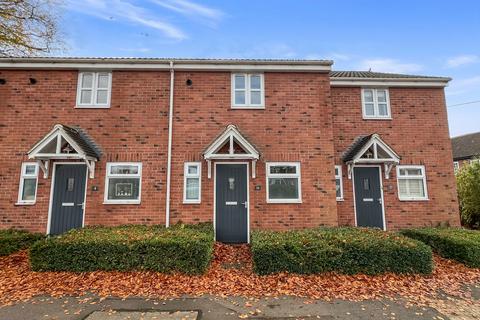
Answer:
[
  {"xmin": 0, "ymin": 62, "xmax": 331, "ymax": 72},
  {"xmin": 330, "ymin": 79, "xmax": 449, "ymax": 88}
]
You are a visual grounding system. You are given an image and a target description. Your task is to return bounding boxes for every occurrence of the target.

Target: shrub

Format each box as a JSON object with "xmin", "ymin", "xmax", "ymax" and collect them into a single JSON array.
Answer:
[
  {"xmin": 400, "ymin": 227, "xmax": 480, "ymax": 268},
  {"xmin": 456, "ymin": 160, "xmax": 480, "ymax": 229},
  {"xmin": 0, "ymin": 229, "xmax": 44, "ymax": 256},
  {"xmin": 251, "ymin": 227, "xmax": 432, "ymax": 275},
  {"xmin": 30, "ymin": 223, "xmax": 214, "ymax": 274}
]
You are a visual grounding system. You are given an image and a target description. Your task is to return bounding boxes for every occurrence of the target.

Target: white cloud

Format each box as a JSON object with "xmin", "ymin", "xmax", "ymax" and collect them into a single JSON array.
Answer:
[
  {"xmin": 149, "ymin": 0, "xmax": 224, "ymax": 21},
  {"xmin": 304, "ymin": 53, "xmax": 351, "ymax": 61},
  {"xmin": 446, "ymin": 54, "xmax": 479, "ymax": 68},
  {"xmin": 358, "ymin": 58, "xmax": 423, "ymax": 74},
  {"xmin": 65, "ymin": 0, "xmax": 223, "ymax": 40}
]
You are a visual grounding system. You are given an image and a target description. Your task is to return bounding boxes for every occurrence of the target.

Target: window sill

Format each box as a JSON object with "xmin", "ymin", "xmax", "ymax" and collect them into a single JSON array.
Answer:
[
  {"xmin": 15, "ymin": 202, "xmax": 36, "ymax": 206},
  {"xmin": 75, "ymin": 105, "xmax": 111, "ymax": 109},
  {"xmin": 183, "ymin": 200, "xmax": 201, "ymax": 204},
  {"xmin": 336, "ymin": 198, "xmax": 344, "ymax": 202},
  {"xmin": 103, "ymin": 200, "xmax": 141, "ymax": 205},
  {"xmin": 231, "ymin": 105, "xmax": 265, "ymax": 110},
  {"xmin": 362, "ymin": 116, "xmax": 392, "ymax": 120},
  {"xmin": 398, "ymin": 198, "xmax": 429, "ymax": 202},
  {"xmin": 267, "ymin": 199, "xmax": 302, "ymax": 204}
]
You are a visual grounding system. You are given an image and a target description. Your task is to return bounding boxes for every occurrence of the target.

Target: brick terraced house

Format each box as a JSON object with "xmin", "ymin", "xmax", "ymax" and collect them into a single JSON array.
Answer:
[{"xmin": 0, "ymin": 57, "xmax": 459, "ymax": 243}]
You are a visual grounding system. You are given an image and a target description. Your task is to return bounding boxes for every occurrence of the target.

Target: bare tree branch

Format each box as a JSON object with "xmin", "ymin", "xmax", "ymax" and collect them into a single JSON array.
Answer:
[{"xmin": 0, "ymin": 0, "xmax": 64, "ymax": 56}]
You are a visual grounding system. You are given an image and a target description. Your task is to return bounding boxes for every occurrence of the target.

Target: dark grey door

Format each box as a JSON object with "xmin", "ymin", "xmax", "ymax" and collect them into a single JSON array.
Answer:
[
  {"xmin": 354, "ymin": 167, "xmax": 384, "ymax": 229},
  {"xmin": 50, "ymin": 164, "xmax": 87, "ymax": 235},
  {"xmin": 216, "ymin": 164, "xmax": 248, "ymax": 243}
]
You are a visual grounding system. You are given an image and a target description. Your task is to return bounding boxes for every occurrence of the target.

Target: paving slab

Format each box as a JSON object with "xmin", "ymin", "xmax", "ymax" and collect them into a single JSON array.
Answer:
[
  {"xmin": 0, "ymin": 294, "xmax": 449, "ymax": 320},
  {"xmin": 85, "ymin": 310, "xmax": 198, "ymax": 320}
]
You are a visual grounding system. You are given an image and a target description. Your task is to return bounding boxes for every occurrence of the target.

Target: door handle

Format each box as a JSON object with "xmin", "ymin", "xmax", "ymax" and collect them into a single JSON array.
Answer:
[
  {"xmin": 241, "ymin": 201, "xmax": 248, "ymax": 208},
  {"xmin": 378, "ymin": 198, "xmax": 382, "ymax": 204},
  {"xmin": 77, "ymin": 203, "xmax": 85, "ymax": 209}
]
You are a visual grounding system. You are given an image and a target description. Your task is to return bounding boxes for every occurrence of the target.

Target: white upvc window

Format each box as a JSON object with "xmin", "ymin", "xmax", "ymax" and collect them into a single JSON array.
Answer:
[
  {"xmin": 335, "ymin": 165, "xmax": 343, "ymax": 201},
  {"xmin": 266, "ymin": 162, "xmax": 302, "ymax": 203},
  {"xmin": 183, "ymin": 162, "xmax": 201, "ymax": 204},
  {"xmin": 104, "ymin": 163, "xmax": 142, "ymax": 204},
  {"xmin": 231, "ymin": 73, "xmax": 265, "ymax": 108},
  {"xmin": 397, "ymin": 165, "xmax": 428, "ymax": 201},
  {"xmin": 17, "ymin": 162, "xmax": 39, "ymax": 205},
  {"xmin": 76, "ymin": 72, "xmax": 112, "ymax": 108},
  {"xmin": 361, "ymin": 88, "xmax": 391, "ymax": 119},
  {"xmin": 453, "ymin": 161, "xmax": 459, "ymax": 173}
]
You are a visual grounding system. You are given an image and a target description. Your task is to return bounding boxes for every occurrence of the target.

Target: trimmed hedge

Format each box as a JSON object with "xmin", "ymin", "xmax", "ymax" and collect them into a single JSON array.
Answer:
[
  {"xmin": 400, "ymin": 228, "xmax": 480, "ymax": 268},
  {"xmin": 0, "ymin": 229, "xmax": 44, "ymax": 256},
  {"xmin": 30, "ymin": 223, "xmax": 214, "ymax": 274},
  {"xmin": 252, "ymin": 227, "xmax": 433, "ymax": 275}
]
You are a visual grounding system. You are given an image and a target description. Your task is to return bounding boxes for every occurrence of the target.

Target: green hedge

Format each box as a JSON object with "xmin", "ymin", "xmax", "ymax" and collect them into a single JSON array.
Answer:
[
  {"xmin": 0, "ymin": 229, "xmax": 44, "ymax": 256},
  {"xmin": 30, "ymin": 223, "xmax": 214, "ymax": 274},
  {"xmin": 252, "ymin": 227, "xmax": 433, "ymax": 275},
  {"xmin": 400, "ymin": 228, "xmax": 480, "ymax": 268}
]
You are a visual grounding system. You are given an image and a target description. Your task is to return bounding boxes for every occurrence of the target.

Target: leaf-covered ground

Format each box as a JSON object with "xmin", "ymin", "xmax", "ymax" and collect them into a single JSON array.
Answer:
[{"xmin": 0, "ymin": 243, "xmax": 479, "ymax": 307}]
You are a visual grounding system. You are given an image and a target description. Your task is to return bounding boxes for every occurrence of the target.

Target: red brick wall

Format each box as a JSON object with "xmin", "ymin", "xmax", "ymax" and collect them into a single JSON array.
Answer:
[
  {"xmin": 0, "ymin": 70, "xmax": 170, "ymax": 232},
  {"xmin": 0, "ymin": 69, "xmax": 338, "ymax": 233},
  {"xmin": 169, "ymin": 71, "xmax": 337, "ymax": 230},
  {"xmin": 331, "ymin": 86, "xmax": 460, "ymax": 229}
]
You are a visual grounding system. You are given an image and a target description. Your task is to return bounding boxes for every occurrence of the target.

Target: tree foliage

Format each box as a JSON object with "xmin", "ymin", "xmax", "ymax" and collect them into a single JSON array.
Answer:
[
  {"xmin": 456, "ymin": 160, "xmax": 480, "ymax": 229},
  {"xmin": 0, "ymin": 0, "xmax": 62, "ymax": 56}
]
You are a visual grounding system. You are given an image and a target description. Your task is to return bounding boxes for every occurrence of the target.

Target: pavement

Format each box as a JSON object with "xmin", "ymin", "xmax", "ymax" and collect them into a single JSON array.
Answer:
[{"xmin": 0, "ymin": 294, "xmax": 453, "ymax": 320}]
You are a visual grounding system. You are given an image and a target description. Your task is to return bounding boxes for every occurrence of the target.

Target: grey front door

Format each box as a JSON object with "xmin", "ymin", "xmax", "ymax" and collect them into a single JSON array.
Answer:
[
  {"xmin": 354, "ymin": 167, "xmax": 384, "ymax": 229},
  {"xmin": 215, "ymin": 164, "xmax": 248, "ymax": 243},
  {"xmin": 50, "ymin": 164, "xmax": 87, "ymax": 235}
]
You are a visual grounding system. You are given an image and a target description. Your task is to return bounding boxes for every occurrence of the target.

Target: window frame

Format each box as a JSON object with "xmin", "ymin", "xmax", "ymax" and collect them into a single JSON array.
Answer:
[
  {"xmin": 266, "ymin": 162, "xmax": 302, "ymax": 204},
  {"xmin": 361, "ymin": 88, "xmax": 391, "ymax": 119},
  {"xmin": 231, "ymin": 73, "xmax": 265, "ymax": 109},
  {"xmin": 76, "ymin": 71, "xmax": 112, "ymax": 108},
  {"xmin": 17, "ymin": 162, "xmax": 39, "ymax": 205},
  {"xmin": 104, "ymin": 162, "xmax": 142, "ymax": 204},
  {"xmin": 335, "ymin": 165, "xmax": 344, "ymax": 201},
  {"xmin": 396, "ymin": 165, "xmax": 428, "ymax": 201},
  {"xmin": 183, "ymin": 162, "xmax": 202, "ymax": 204},
  {"xmin": 453, "ymin": 161, "xmax": 459, "ymax": 173}
]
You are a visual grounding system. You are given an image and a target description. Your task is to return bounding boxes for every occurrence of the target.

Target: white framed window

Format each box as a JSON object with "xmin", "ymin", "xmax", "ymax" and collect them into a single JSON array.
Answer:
[
  {"xmin": 361, "ymin": 88, "xmax": 391, "ymax": 119},
  {"xmin": 183, "ymin": 162, "xmax": 201, "ymax": 204},
  {"xmin": 453, "ymin": 161, "xmax": 459, "ymax": 173},
  {"xmin": 397, "ymin": 165, "xmax": 428, "ymax": 201},
  {"xmin": 231, "ymin": 73, "xmax": 265, "ymax": 108},
  {"xmin": 104, "ymin": 163, "xmax": 142, "ymax": 204},
  {"xmin": 76, "ymin": 72, "xmax": 112, "ymax": 108},
  {"xmin": 266, "ymin": 162, "xmax": 302, "ymax": 203},
  {"xmin": 335, "ymin": 165, "xmax": 343, "ymax": 201},
  {"xmin": 17, "ymin": 162, "xmax": 39, "ymax": 205}
]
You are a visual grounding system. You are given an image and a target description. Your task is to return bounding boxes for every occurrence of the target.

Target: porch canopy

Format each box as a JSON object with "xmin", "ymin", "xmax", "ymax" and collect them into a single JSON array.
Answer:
[
  {"xmin": 342, "ymin": 133, "xmax": 400, "ymax": 179},
  {"xmin": 27, "ymin": 124, "xmax": 102, "ymax": 178},
  {"xmin": 203, "ymin": 124, "xmax": 260, "ymax": 178}
]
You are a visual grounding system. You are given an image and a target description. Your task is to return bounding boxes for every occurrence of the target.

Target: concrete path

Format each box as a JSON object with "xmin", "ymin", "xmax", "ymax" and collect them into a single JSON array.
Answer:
[{"xmin": 0, "ymin": 294, "xmax": 449, "ymax": 320}]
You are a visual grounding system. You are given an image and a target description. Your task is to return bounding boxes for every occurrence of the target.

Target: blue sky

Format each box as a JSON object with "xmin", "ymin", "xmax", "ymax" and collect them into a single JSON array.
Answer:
[{"xmin": 62, "ymin": 0, "xmax": 480, "ymax": 137}]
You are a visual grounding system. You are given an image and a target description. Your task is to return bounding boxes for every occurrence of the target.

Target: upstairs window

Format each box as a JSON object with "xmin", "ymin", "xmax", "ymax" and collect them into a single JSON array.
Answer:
[
  {"xmin": 77, "ymin": 72, "xmax": 112, "ymax": 108},
  {"xmin": 183, "ymin": 162, "xmax": 201, "ymax": 203},
  {"xmin": 335, "ymin": 165, "xmax": 343, "ymax": 200},
  {"xmin": 362, "ymin": 88, "xmax": 391, "ymax": 119},
  {"xmin": 17, "ymin": 163, "xmax": 39, "ymax": 205},
  {"xmin": 232, "ymin": 73, "xmax": 265, "ymax": 108},
  {"xmin": 104, "ymin": 163, "xmax": 142, "ymax": 204},
  {"xmin": 397, "ymin": 165, "xmax": 428, "ymax": 201},
  {"xmin": 266, "ymin": 162, "xmax": 301, "ymax": 203}
]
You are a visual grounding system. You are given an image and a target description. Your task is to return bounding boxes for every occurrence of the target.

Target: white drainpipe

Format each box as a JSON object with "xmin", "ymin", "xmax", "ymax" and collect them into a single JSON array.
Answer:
[{"xmin": 165, "ymin": 61, "xmax": 175, "ymax": 227}]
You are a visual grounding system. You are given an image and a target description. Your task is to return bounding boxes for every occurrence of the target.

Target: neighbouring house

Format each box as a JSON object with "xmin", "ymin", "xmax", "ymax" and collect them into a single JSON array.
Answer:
[
  {"xmin": 451, "ymin": 131, "xmax": 480, "ymax": 172},
  {"xmin": 0, "ymin": 57, "xmax": 460, "ymax": 243}
]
